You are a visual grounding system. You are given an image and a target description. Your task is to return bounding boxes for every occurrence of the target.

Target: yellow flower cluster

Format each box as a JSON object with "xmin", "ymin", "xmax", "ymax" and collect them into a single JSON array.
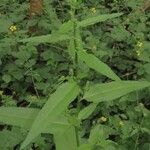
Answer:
[
  {"xmin": 135, "ymin": 41, "xmax": 143, "ymax": 56},
  {"xmin": 136, "ymin": 41, "xmax": 143, "ymax": 48},
  {"xmin": 30, "ymin": 95, "xmax": 37, "ymax": 101},
  {"xmin": 100, "ymin": 116, "xmax": 107, "ymax": 122},
  {"xmin": 136, "ymin": 50, "xmax": 141, "ymax": 56},
  {"xmin": 9, "ymin": 25, "xmax": 17, "ymax": 32},
  {"xmin": 119, "ymin": 121, "xmax": 124, "ymax": 126},
  {"xmin": 90, "ymin": 8, "xmax": 96, "ymax": 14}
]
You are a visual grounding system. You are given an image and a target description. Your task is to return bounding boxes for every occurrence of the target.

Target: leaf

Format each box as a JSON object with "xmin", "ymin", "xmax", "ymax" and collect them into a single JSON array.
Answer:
[
  {"xmin": 54, "ymin": 126, "xmax": 77, "ymax": 150},
  {"xmin": 58, "ymin": 21, "xmax": 74, "ymax": 34},
  {"xmin": 83, "ymin": 81, "xmax": 150, "ymax": 103},
  {"xmin": 2, "ymin": 74, "xmax": 11, "ymax": 83},
  {"xmin": 78, "ymin": 50, "xmax": 120, "ymax": 81},
  {"xmin": 0, "ymin": 107, "xmax": 70, "ymax": 134},
  {"xmin": 78, "ymin": 13, "xmax": 123, "ymax": 28},
  {"xmin": 78, "ymin": 144, "xmax": 93, "ymax": 150},
  {"xmin": 78, "ymin": 103, "xmax": 97, "ymax": 120},
  {"xmin": 20, "ymin": 33, "xmax": 70, "ymax": 43},
  {"xmin": 88, "ymin": 125, "xmax": 112, "ymax": 145},
  {"xmin": 0, "ymin": 128, "xmax": 25, "ymax": 150},
  {"xmin": 20, "ymin": 81, "xmax": 80, "ymax": 149}
]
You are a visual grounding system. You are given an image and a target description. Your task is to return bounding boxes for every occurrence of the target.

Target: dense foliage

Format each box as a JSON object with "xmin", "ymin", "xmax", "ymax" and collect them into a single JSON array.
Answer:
[{"xmin": 0, "ymin": 0, "xmax": 150, "ymax": 150}]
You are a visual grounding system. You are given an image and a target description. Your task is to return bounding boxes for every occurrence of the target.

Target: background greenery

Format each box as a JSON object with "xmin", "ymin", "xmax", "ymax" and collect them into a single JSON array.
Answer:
[{"xmin": 0, "ymin": 0, "xmax": 150, "ymax": 149}]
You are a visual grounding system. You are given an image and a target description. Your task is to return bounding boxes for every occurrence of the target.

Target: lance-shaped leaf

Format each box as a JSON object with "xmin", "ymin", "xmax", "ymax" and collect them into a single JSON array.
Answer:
[
  {"xmin": 0, "ymin": 107, "xmax": 70, "ymax": 134},
  {"xmin": 83, "ymin": 81, "xmax": 150, "ymax": 103},
  {"xmin": 54, "ymin": 126, "xmax": 77, "ymax": 150},
  {"xmin": 20, "ymin": 33, "xmax": 70, "ymax": 43},
  {"xmin": 78, "ymin": 103, "xmax": 97, "ymax": 120},
  {"xmin": 78, "ymin": 50, "xmax": 120, "ymax": 81},
  {"xmin": 78, "ymin": 13, "xmax": 123, "ymax": 28},
  {"xmin": 20, "ymin": 81, "xmax": 80, "ymax": 149}
]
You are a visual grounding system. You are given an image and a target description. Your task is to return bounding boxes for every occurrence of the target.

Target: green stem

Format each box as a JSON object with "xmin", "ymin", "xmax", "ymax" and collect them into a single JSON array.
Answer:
[{"xmin": 70, "ymin": 5, "xmax": 80, "ymax": 147}]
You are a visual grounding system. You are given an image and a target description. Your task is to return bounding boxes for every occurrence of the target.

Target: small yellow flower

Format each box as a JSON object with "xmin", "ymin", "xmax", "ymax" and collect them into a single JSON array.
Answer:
[
  {"xmin": 119, "ymin": 121, "xmax": 124, "ymax": 126},
  {"xmin": 92, "ymin": 45, "xmax": 97, "ymax": 50},
  {"xmin": 0, "ymin": 90, "xmax": 3, "ymax": 96},
  {"xmin": 90, "ymin": 8, "xmax": 96, "ymax": 14},
  {"xmin": 136, "ymin": 41, "xmax": 143, "ymax": 48},
  {"xmin": 136, "ymin": 50, "xmax": 141, "ymax": 56},
  {"xmin": 100, "ymin": 116, "xmax": 107, "ymax": 122},
  {"xmin": 9, "ymin": 25, "xmax": 17, "ymax": 32},
  {"xmin": 30, "ymin": 96, "xmax": 37, "ymax": 101}
]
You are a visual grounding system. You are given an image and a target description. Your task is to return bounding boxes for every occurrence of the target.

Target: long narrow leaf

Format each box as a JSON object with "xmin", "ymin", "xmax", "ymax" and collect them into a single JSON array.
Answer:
[
  {"xmin": 54, "ymin": 126, "xmax": 77, "ymax": 150},
  {"xmin": 84, "ymin": 81, "xmax": 150, "ymax": 102},
  {"xmin": 20, "ymin": 81, "xmax": 80, "ymax": 149},
  {"xmin": 0, "ymin": 107, "xmax": 70, "ymax": 134},
  {"xmin": 78, "ymin": 13, "xmax": 123, "ymax": 27},
  {"xmin": 20, "ymin": 33, "xmax": 70, "ymax": 43},
  {"xmin": 78, "ymin": 50, "xmax": 120, "ymax": 81},
  {"xmin": 78, "ymin": 103, "xmax": 97, "ymax": 120}
]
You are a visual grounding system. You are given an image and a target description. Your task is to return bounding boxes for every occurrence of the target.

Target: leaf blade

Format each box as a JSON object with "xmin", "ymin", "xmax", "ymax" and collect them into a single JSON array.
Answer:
[
  {"xmin": 54, "ymin": 126, "xmax": 77, "ymax": 150},
  {"xmin": 78, "ymin": 103, "xmax": 97, "ymax": 120},
  {"xmin": 20, "ymin": 33, "xmax": 70, "ymax": 43},
  {"xmin": 78, "ymin": 50, "xmax": 120, "ymax": 81},
  {"xmin": 20, "ymin": 81, "xmax": 80, "ymax": 149},
  {"xmin": 78, "ymin": 13, "xmax": 123, "ymax": 28},
  {"xmin": 84, "ymin": 81, "xmax": 150, "ymax": 102},
  {"xmin": 0, "ymin": 107, "xmax": 70, "ymax": 134}
]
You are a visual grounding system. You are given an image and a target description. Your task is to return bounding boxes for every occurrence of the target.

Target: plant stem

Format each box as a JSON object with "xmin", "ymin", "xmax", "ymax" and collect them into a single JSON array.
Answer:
[{"xmin": 70, "ymin": 4, "xmax": 80, "ymax": 147}]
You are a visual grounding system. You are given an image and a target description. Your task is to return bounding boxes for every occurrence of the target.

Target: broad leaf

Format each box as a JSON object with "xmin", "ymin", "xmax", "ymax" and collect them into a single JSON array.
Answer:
[
  {"xmin": 78, "ymin": 13, "xmax": 123, "ymax": 27},
  {"xmin": 0, "ymin": 107, "xmax": 70, "ymax": 134},
  {"xmin": 54, "ymin": 126, "xmax": 77, "ymax": 150},
  {"xmin": 78, "ymin": 50, "xmax": 120, "ymax": 81},
  {"xmin": 84, "ymin": 81, "xmax": 150, "ymax": 102},
  {"xmin": 20, "ymin": 81, "xmax": 80, "ymax": 149},
  {"xmin": 20, "ymin": 33, "xmax": 70, "ymax": 43},
  {"xmin": 78, "ymin": 103, "xmax": 97, "ymax": 120}
]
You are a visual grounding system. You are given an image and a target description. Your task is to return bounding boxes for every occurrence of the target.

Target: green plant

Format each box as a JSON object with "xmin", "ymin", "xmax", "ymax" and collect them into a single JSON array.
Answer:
[{"xmin": 0, "ymin": 0, "xmax": 150, "ymax": 150}]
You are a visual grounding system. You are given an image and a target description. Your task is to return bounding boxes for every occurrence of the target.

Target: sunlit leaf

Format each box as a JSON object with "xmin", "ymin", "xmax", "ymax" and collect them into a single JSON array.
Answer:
[
  {"xmin": 78, "ymin": 50, "xmax": 120, "ymax": 81},
  {"xmin": 78, "ymin": 13, "xmax": 123, "ymax": 27},
  {"xmin": 78, "ymin": 103, "xmax": 97, "ymax": 120},
  {"xmin": 84, "ymin": 81, "xmax": 150, "ymax": 102},
  {"xmin": 0, "ymin": 107, "xmax": 70, "ymax": 134},
  {"xmin": 20, "ymin": 81, "xmax": 80, "ymax": 149}
]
